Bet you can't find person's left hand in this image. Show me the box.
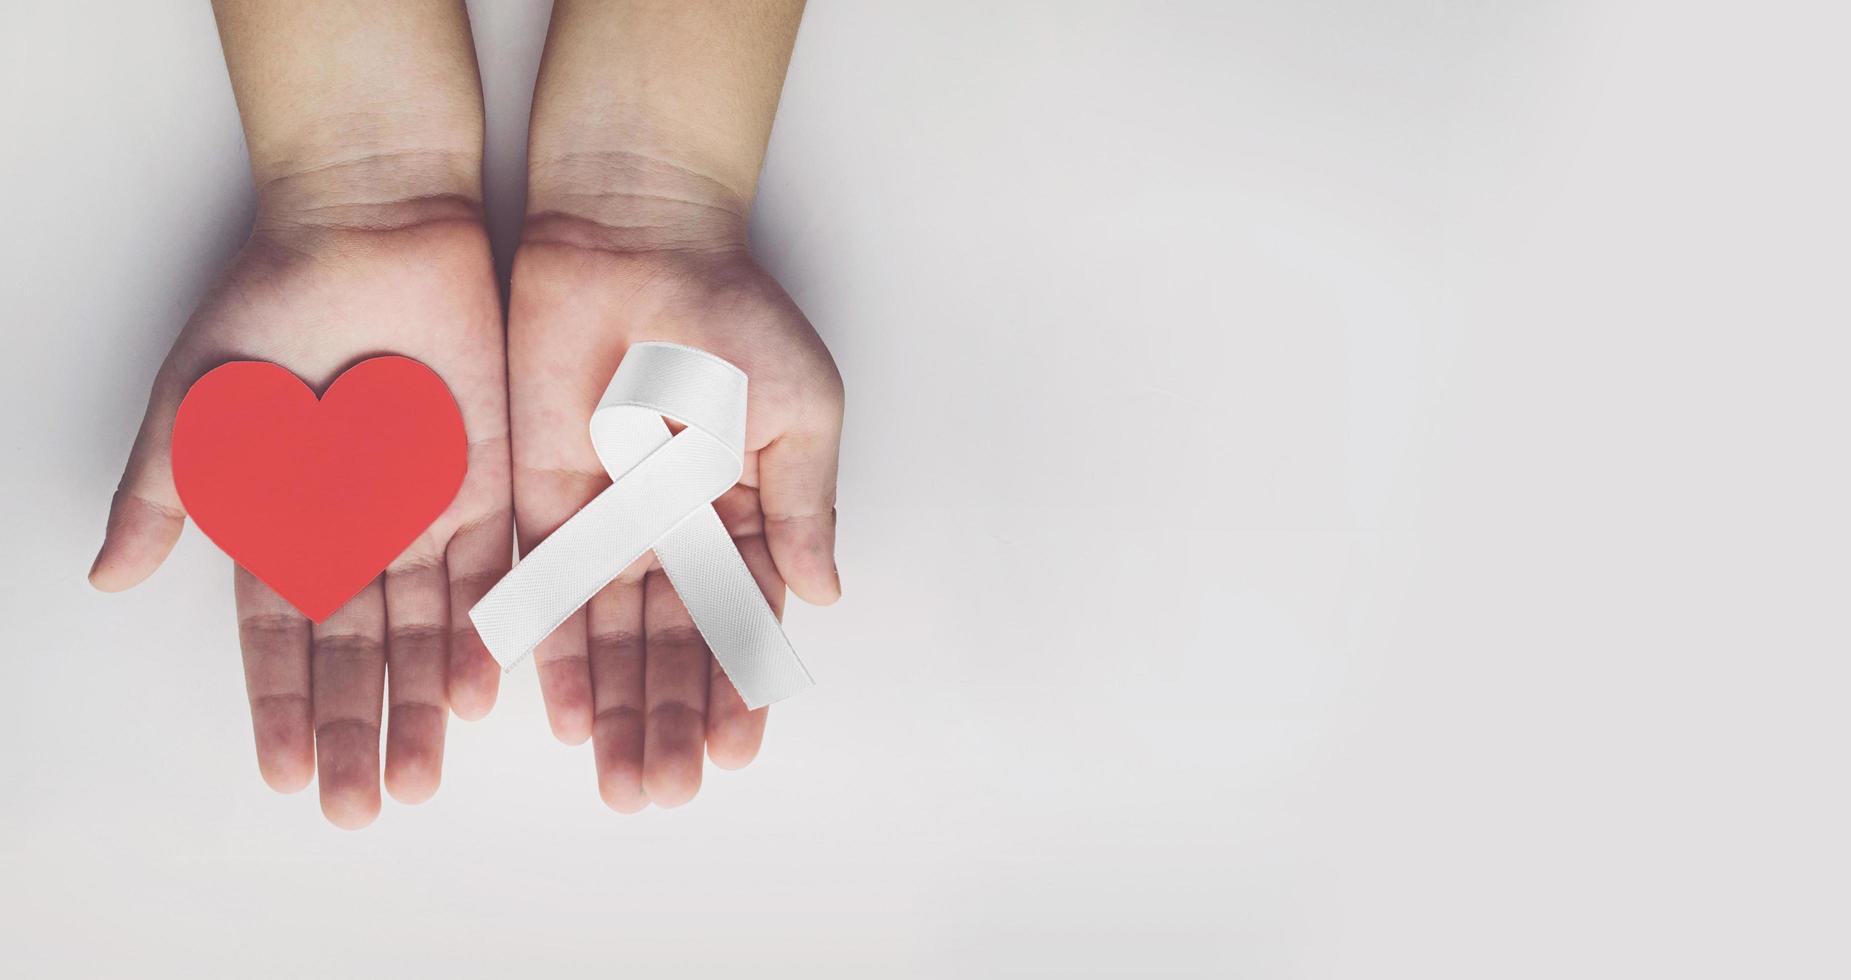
[90,203,511,828]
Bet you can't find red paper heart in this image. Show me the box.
[171,356,467,622]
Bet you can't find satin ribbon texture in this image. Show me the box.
[469,342,813,709]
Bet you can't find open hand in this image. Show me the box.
[90,205,511,828]
[508,218,842,811]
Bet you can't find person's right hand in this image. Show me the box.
[88,193,512,829]
[507,208,844,812]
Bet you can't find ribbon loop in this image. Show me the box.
[470,342,813,709]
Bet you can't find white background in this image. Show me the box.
[2,2,1847,976]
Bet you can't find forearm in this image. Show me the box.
[211,0,486,227]
[524,0,806,249]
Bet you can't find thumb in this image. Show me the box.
[758,422,842,607]
[90,376,186,592]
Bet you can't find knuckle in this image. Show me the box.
[589,629,644,657]
[645,624,707,651]
[647,700,706,728]
[389,623,446,647]
[314,717,382,740]
[449,568,508,596]
[314,633,384,663]
[239,614,308,650]
[388,551,443,576]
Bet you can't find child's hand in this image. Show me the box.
[511,0,831,811]
[508,216,843,811]
[90,203,512,828]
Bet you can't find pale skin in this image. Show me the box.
[90,0,841,826]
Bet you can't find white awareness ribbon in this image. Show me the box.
[469,342,812,709]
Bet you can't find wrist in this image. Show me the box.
[214,0,487,234]
[522,147,753,254]
[252,137,484,234]
[246,87,488,230]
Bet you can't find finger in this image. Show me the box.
[90,374,186,592]
[532,610,594,745]
[382,548,449,805]
[235,567,313,793]
[588,564,648,813]
[711,483,766,538]
[643,569,710,808]
[445,510,512,721]
[707,534,780,770]
[757,423,843,606]
[509,311,616,745]
[311,578,387,829]
[513,470,606,745]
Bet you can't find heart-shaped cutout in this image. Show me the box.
[171,356,467,622]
